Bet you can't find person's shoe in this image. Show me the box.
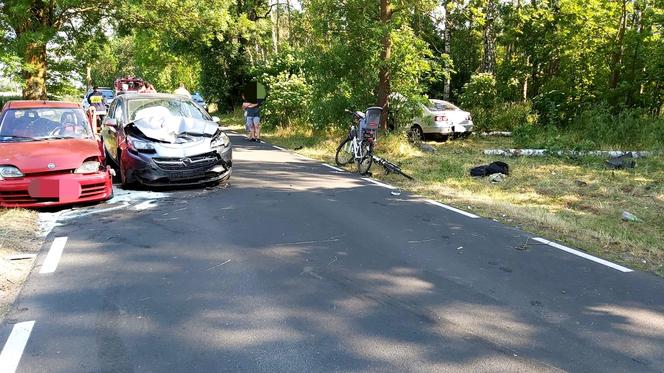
[255,138,261,143]
[250,138,256,142]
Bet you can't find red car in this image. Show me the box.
[0,101,113,208]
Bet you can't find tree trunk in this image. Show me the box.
[443,25,451,100]
[286,0,292,46]
[275,0,280,46]
[443,2,451,100]
[23,42,48,100]
[626,2,643,107]
[377,0,392,130]
[271,0,279,53]
[480,0,497,75]
[86,65,92,89]
[609,0,627,93]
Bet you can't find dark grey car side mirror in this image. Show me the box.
[104,118,118,128]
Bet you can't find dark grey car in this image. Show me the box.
[101,93,232,187]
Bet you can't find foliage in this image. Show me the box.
[492,102,538,131]
[0,96,22,108]
[460,72,497,110]
[3,0,661,149]
[199,31,252,111]
[0,0,113,98]
[465,101,536,133]
[260,72,312,127]
[513,107,664,150]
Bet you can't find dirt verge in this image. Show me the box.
[0,208,41,321]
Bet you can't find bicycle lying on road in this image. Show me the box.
[335,107,382,175]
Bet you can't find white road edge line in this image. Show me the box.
[295,153,313,161]
[425,199,479,219]
[532,237,633,273]
[362,177,397,190]
[273,145,286,151]
[323,164,344,172]
[0,320,35,373]
[39,237,67,274]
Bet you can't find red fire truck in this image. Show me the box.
[114,77,144,95]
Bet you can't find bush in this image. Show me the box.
[460,73,497,110]
[513,107,664,150]
[491,102,538,131]
[574,107,664,150]
[531,89,576,128]
[0,95,22,107]
[467,107,492,132]
[261,73,312,128]
[465,101,536,133]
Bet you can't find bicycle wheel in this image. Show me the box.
[335,138,354,166]
[356,141,373,175]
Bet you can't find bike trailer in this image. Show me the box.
[361,107,382,140]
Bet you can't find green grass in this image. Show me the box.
[219,110,664,276]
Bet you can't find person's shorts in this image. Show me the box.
[245,116,260,131]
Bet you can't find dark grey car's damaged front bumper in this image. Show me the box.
[123,145,232,186]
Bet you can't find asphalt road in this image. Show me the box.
[2,133,663,372]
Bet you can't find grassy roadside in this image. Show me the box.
[0,208,41,320]
[220,111,664,276]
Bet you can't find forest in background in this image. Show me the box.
[1,0,663,149]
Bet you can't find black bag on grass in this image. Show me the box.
[470,161,510,177]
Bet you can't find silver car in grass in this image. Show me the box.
[410,99,474,141]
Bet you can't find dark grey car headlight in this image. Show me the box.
[211,132,230,148]
[127,136,156,153]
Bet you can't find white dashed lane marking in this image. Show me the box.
[533,237,633,272]
[0,321,35,373]
[39,237,67,274]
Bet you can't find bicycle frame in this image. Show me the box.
[346,125,372,161]
[335,107,380,175]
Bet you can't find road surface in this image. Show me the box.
[2,133,663,372]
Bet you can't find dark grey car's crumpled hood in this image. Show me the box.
[130,116,218,143]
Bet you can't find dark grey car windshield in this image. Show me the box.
[128,98,207,121]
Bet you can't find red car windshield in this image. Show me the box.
[0,108,93,142]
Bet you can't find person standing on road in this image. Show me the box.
[173,81,191,98]
[87,86,105,112]
[242,99,262,142]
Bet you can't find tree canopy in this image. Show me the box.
[1,0,662,133]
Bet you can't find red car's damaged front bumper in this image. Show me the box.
[0,169,113,208]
